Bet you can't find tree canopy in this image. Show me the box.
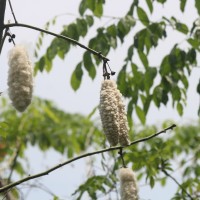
[34,0,200,124]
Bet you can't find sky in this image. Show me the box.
[0,0,199,199]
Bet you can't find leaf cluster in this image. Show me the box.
[34,0,200,124]
[0,97,102,177]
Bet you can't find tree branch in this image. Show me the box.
[0,124,176,193]
[0,27,7,54]
[3,23,109,62]
[0,177,14,200]
[7,0,17,23]
[161,169,194,200]
[7,143,21,184]
[0,0,7,54]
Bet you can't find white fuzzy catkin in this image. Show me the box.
[99,80,130,146]
[119,168,139,200]
[116,91,130,146]
[7,45,33,112]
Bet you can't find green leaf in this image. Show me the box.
[76,19,88,37]
[0,122,8,138]
[94,0,103,17]
[135,105,146,124]
[36,56,45,72]
[177,102,183,116]
[43,106,59,123]
[157,0,167,3]
[72,175,111,199]
[125,15,136,27]
[117,18,130,41]
[15,161,25,176]
[159,56,171,76]
[70,62,83,91]
[83,52,96,79]
[89,31,110,57]
[55,37,70,60]
[144,67,157,93]
[131,89,139,104]
[127,44,134,60]
[146,0,153,13]
[172,86,181,101]
[46,42,57,60]
[187,48,196,64]
[87,0,95,11]
[65,24,79,40]
[150,176,155,188]
[180,74,189,89]
[108,36,117,49]
[180,0,187,12]
[138,50,149,68]
[127,0,138,15]
[197,79,200,94]
[79,0,87,15]
[137,7,149,26]
[187,38,200,49]
[153,86,166,107]
[127,100,134,129]
[143,95,152,114]
[176,22,188,34]
[45,56,53,72]
[107,24,117,37]
[67,147,74,158]
[117,65,127,96]
[85,15,94,26]
[195,0,200,15]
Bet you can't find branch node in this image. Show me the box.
[118,148,126,168]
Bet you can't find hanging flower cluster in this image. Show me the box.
[119,168,139,200]
[99,79,130,146]
[7,45,33,112]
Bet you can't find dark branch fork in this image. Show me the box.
[0,124,176,193]
[0,0,7,49]
[0,1,111,69]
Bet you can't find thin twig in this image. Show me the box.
[0,124,176,193]
[118,148,126,168]
[161,169,194,200]
[0,28,8,54]
[0,0,7,55]
[3,23,109,62]
[7,143,21,184]
[129,124,176,146]
[0,178,14,200]
[20,181,56,197]
[8,0,17,23]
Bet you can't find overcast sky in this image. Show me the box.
[0,0,199,199]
